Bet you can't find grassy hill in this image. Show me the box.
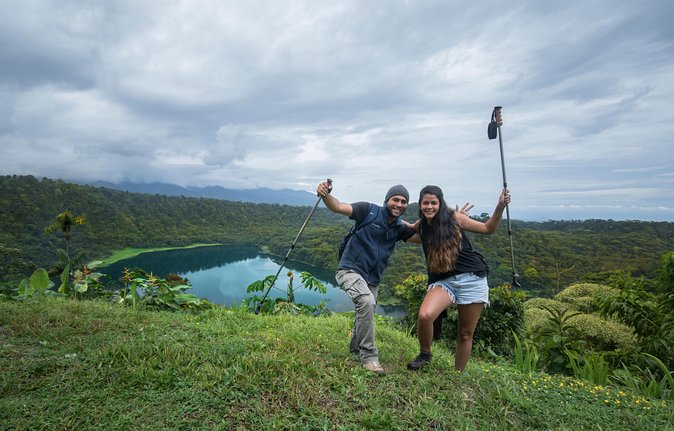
[1,298,671,430]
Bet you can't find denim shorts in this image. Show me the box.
[428,272,490,307]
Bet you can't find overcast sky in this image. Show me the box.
[2,0,673,221]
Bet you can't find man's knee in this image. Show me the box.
[354,293,376,311]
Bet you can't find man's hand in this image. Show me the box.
[316,181,352,216]
[316,181,332,197]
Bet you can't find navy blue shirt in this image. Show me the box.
[338,202,415,286]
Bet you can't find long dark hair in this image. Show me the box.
[418,185,462,273]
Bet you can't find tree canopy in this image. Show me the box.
[2,175,674,302]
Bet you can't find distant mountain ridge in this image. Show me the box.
[86,181,317,206]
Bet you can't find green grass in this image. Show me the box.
[1,298,672,430]
[89,243,222,268]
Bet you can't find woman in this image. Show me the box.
[406,185,510,372]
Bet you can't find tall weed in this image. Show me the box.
[611,353,673,400]
[512,331,539,374]
[566,350,610,385]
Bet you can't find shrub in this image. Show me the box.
[566,313,636,351]
[393,273,428,327]
[524,299,636,352]
[474,284,526,355]
[554,283,617,313]
[438,284,526,357]
[595,254,674,370]
[523,298,569,333]
[524,297,566,312]
[524,307,554,333]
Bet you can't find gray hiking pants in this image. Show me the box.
[335,269,379,364]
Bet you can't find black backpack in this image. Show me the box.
[337,205,379,260]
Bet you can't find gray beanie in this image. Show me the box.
[384,184,409,203]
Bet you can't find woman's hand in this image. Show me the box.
[402,219,421,231]
[456,202,474,216]
[499,189,511,207]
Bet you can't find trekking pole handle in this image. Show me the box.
[319,178,333,196]
[493,106,503,126]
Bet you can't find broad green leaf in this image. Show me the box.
[29,268,51,294]
[73,281,88,293]
[58,264,70,294]
[300,271,327,294]
[246,279,266,293]
[18,279,32,297]
[130,283,138,307]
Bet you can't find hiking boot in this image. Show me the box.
[407,351,432,371]
[363,360,386,375]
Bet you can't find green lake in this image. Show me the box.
[99,245,404,317]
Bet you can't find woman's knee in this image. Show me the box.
[418,307,437,324]
[457,329,475,343]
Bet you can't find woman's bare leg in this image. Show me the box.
[417,286,453,352]
[455,303,484,371]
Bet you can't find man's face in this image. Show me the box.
[386,195,408,218]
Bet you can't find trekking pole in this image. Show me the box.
[488,107,521,287]
[255,178,332,314]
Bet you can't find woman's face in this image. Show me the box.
[420,193,440,221]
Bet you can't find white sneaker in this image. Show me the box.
[363,361,386,375]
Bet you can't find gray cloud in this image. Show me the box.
[1,0,673,221]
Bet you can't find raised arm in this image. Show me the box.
[457,189,510,234]
[317,181,353,217]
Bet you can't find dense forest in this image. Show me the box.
[2,175,674,303]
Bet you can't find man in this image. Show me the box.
[316,181,415,375]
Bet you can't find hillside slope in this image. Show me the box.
[2,175,674,297]
[1,298,671,430]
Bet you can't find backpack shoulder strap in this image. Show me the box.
[354,203,378,230]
